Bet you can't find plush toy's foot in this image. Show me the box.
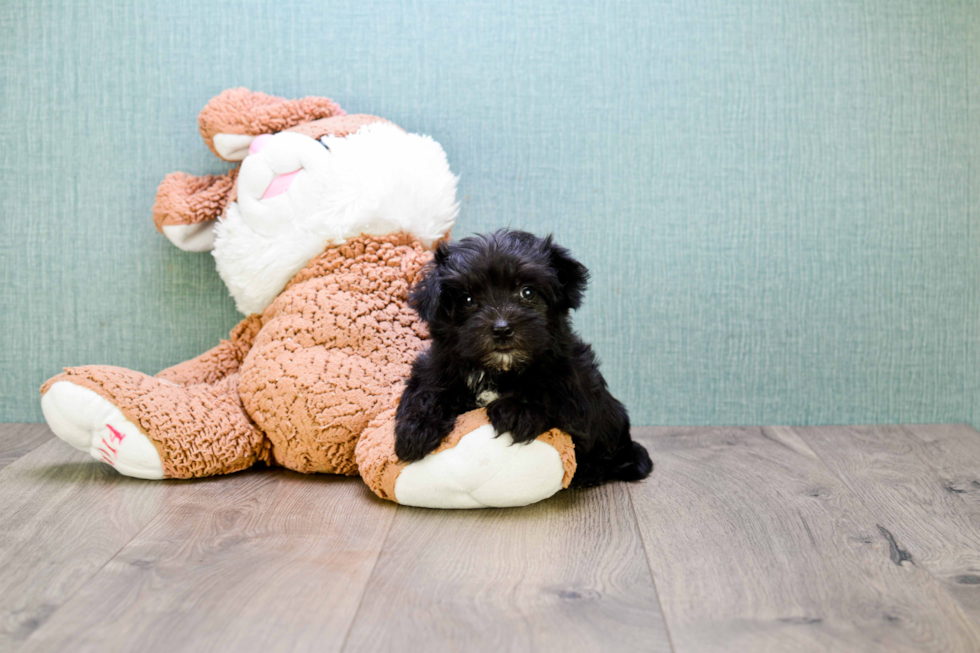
[356,409,577,509]
[395,425,567,508]
[41,381,165,480]
[40,366,270,479]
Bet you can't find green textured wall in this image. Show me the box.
[2,0,978,426]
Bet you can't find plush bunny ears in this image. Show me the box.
[198,88,346,161]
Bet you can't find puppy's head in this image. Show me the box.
[411,229,589,371]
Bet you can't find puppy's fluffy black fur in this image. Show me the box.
[395,229,652,488]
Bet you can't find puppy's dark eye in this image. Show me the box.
[463,295,476,308]
[520,286,536,300]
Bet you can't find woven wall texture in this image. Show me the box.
[2,0,978,425]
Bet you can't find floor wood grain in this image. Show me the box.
[792,424,980,623]
[5,423,980,653]
[0,439,172,649]
[629,426,980,653]
[343,482,671,653]
[18,471,396,653]
[0,424,51,470]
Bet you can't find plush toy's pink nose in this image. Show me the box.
[249,133,273,155]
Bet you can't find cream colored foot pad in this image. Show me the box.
[394,425,567,509]
[41,381,164,480]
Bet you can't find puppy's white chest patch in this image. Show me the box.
[467,372,500,408]
[476,389,500,407]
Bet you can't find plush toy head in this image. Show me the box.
[153,88,459,314]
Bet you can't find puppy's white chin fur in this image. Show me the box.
[213,122,459,315]
[492,353,515,371]
[483,351,530,372]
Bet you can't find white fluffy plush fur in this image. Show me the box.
[213,122,459,315]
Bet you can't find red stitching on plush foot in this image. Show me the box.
[107,424,126,444]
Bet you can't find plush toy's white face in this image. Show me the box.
[205,122,459,315]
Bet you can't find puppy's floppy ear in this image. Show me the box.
[409,241,449,322]
[546,237,590,312]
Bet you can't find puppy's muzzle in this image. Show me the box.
[491,319,515,341]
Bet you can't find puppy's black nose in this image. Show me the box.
[491,320,514,340]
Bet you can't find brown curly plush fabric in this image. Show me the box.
[239,233,431,475]
[355,408,578,502]
[152,169,240,230]
[352,407,404,501]
[199,88,344,158]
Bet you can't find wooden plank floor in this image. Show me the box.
[2,424,980,652]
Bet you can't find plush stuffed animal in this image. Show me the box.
[40,88,576,509]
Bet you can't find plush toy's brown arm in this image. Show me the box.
[153,168,238,231]
[155,314,262,386]
[199,88,344,160]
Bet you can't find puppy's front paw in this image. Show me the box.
[395,419,451,463]
[486,398,550,444]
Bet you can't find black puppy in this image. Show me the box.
[394,229,652,488]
